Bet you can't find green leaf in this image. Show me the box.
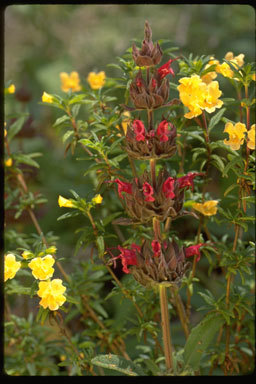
[183,313,225,369]
[91,354,145,376]
[208,108,226,131]
[57,211,80,221]
[62,130,74,143]
[210,154,225,172]
[14,153,41,168]
[53,115,70,127]
[7,115,28,141]
[96,236,105,258]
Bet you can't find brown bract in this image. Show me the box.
[129,70,170,110]
[130,239,191,288]
[132,20,163,67]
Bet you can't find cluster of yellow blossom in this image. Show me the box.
[177,74,223,119]
[193,200,218,216]
[87,71,106,90]
[4,254,21,282]
[42,70,106,102]
[224,122,255,151]
[5,248,66,311]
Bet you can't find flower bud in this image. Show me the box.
[132,21,163,67]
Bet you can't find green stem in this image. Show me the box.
[159,284,173,371]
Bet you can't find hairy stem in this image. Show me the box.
[159,285,173,371]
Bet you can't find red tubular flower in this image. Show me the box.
[185,243,205,262]
[133,120,146,141]
[158,58,178,80]
[117,244,140,273]
[177,172,202,191]
[162,177,175,199]
[113,178,133,199]
[143,182,155,202]
[151,240,161,257]
[156,120,171,142]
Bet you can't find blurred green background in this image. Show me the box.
[4,4,255,269]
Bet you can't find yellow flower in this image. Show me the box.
[4,129,7,137]
[5,158,13,167]
[60,71,81,92]
[201,57,219,84]
[28,255,55,280]
[7,84,15,94]
[193,200,218,216]
[223,122,247,150]
[251,73,256,81]
[4,254,21,282]
[216,52,244,79]
[216,62,234,78]
[87,71,106,90]
[92,194,103,204]
[202,81,223,113]
[37,279,66,311]
[46,246,57,254]
[22,250,34,260]
[178,75,223,119]
[225,52,244,68]
[58,195,74,208]
[42,92,53,103]
[116,111,131,135]
[247,124,255,150]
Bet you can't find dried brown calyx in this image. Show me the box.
[129,69,169,110]
[130,239,191,289]
[132,20,163,67]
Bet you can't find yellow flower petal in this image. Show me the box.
[92,194,103,204]
[37,279,66,311]
[4,254,21,282]
[60,71,81,92]
[87,71,106,90]
[42,92,53,103]
[223,122,246,150]
[58,195,74,208]
[7,84,15,94]
[28,255,55,280]
[247,124,255,150]
[193,200,218,216]
[5,158,13,167]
